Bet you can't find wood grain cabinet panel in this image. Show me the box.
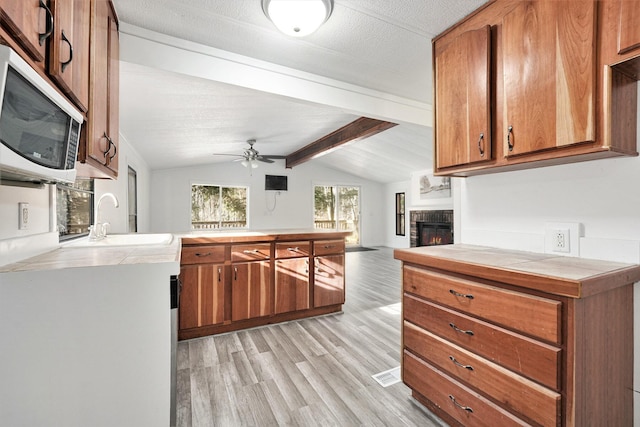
[313,239,345,256]
[618,1,640,55]
[502,0,596,156]
[435,26,491,169]
[403,265,561,344]
[179,264,225,330]
[48,0,90,112]
[0,0,47,62]
[231,261,272,321]
[275,241,310,259]
[404,351,530,427]
[275,258,309,314]
[231,243,271,262]
[404,322,560,426]
[314,254,344,308]
[80,0,119,178]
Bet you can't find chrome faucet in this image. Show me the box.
[89,193,119,240]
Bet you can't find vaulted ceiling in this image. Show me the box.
[112,0,487,183]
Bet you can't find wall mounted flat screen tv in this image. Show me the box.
[265,174,288,191]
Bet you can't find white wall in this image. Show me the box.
[149,160,386,247]
[94,133,152,234]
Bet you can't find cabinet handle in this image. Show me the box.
[60,30,73,72]
[449,289,474,300]
[449,356,474,371]
[195,252,211,257]
[39,0,54,46]
[477,133,484,157]
[449,395,473,413]
[102,133,116,164]
[287,247,299,252]
[218,267,221,281]
[243,249,260,254]
[449,322,474,336]
[234,266,237,281]
[324,244,335,249]
[507,125,514,152]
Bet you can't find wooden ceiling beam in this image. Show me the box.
[285,117,397,168]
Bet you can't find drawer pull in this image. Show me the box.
[449,395,474,413]
[449,289,474,299]
[243,249,261,254]
[324,244,336,249]
[449,322,474,336]
[287,247,300,252]
[195,252,212,257]
[449,356,474,371]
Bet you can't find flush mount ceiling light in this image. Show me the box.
[262,0,334,37]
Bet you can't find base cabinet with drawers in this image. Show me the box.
[395,245,640,427]
[178,231,349,340]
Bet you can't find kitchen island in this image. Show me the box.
[178,229,351,340]
[0,235,181,427]
[395,244,640,426]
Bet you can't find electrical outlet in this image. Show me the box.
[18,202,29,230]
[552,229,570,253]
[545,222,582,257]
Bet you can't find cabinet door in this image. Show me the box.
[49,0,90,112]
[618,1,640,55]
[275,258,309,314]
[0,0,48,62]
[232,261,272,321]
[502,1,595,156]
[84,0,118,177]
[314,255,344,308]
[179,264,225,331]
[435,26,491,169]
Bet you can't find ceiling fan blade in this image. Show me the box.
[212,153,244,157]
[261,155,287,159]
[257,157,275,163]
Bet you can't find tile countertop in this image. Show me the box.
[179,228,352,244]
[394,244,640,298]
[0,235,182,273]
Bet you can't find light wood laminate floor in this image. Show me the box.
[176,247,447,427]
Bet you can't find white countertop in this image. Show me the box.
[0,234,181,273]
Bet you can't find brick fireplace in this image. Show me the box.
[410,210,453,247]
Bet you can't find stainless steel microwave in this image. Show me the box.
[0,45,83,184]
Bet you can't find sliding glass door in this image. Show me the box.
[314,185,360,246]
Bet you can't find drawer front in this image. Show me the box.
[404,294,561,390]
[313,239,345,256]
[404,322,560,426]
[404,266,561,344]
[275,241,310,259]
[181,245,226,264]
[403,351,530,427]
[231,243,271,262]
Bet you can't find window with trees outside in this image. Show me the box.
[191,184,248,230]
[314,185,360,246]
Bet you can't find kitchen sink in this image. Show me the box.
[63,233,174,247]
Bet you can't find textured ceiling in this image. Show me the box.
[112,0,487,183]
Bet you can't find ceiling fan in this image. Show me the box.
[213,139,286,168]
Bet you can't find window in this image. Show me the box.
[395,192,405,236]
[314,185,360,245]
[191,184,248,230]
[57,179,94,241]
[128,166,137,232]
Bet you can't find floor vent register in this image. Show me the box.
[372,366,401,387]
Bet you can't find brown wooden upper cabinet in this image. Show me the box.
[433,0,638,177]
[434,26,491,169]
[80,0,119,178]
[0,0,90,112]
[617,1,640,57]
[0,0,48,63]
[49,0,90,112]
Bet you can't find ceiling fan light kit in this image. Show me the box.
[262,0,334,37]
